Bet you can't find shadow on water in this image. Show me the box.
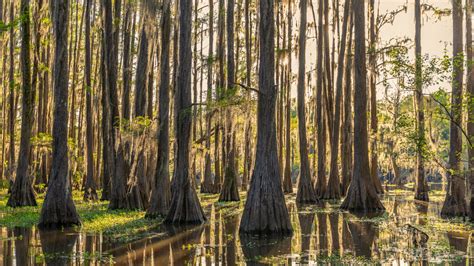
[1,187,474,264]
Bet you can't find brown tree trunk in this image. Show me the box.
[340,0,384,212]
[219,0,239,202]
[441,0,467,217]
[467,0,474,220]
[325,0,352,200]
[296,0,317,204]
[368,0,383,194]
[39,0,81,228]
[7,0,37,207]
[201,0,215,194]
[414,0,429,202]
[239,0,292,235]
[315,0,326,198]
[164,0,206,224]
[146,0,172,218]
[121,0,132,122]
[7,0,15,189]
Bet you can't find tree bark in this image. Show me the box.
[467,0,474,220]
[83,0,98,201]
[164,0,206,224]
[296,0,317,204]
[441,0,467,217]
[39,0,81,228]
[340,0,384,212]
[7,0,37,207]
[414,0,429,202]
[219,0,239,202]
[239,0,292,235]
[146,0,172,218]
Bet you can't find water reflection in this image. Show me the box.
[1,191,473,265]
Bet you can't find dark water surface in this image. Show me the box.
[1,186,473,265]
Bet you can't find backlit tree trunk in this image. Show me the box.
[441,0,467,217]
[164,0,206,224]
[239,0,292,235]
[340,0,384,212]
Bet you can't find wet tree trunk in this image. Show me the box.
[83,0,98,201]
[368,0,383,194]
[164,0,206,224]
[39,0,81,228]
[7,0,37,207]
[315,0,326,198]
[340,0,384,212]
[467,0,474,220]
[325,0,352,200]
[146,0,172,218]
[239,0,292,235]
[219,0,239,202]
[296,0,317,204]
[414,0,429,202]
[441,0,467,217]
[201,0,214,194]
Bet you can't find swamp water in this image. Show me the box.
[0,185,473,265]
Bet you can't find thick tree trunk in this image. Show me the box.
[340,0,384,212]
[219,0,239,202]
[239,0,292,235]
[414,0,429,202]
[83,0,98,201]
[296,0,317,204]
[39,0,81,228]
[7,0,37,207]
[134,18,150,118]
[441,0,467,217]
[121,0,132,121]
[164,0,206,224]
[146,0,172,218]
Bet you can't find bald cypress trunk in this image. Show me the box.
[239,0,292,235]
[7,1,15,189]
[201,0,215,194]
[219,0,239,202]
[441,0,467,218]
[368,0,383,194]
[39,0,81,228]
[414,0,429,202]
[325,0,352,200]
[340,0,384,212]
[146,0,172,218]
[7,0,37,207]
[83,0,98,201]
[164,0,206,224]
[467,0,474,220]
[296,0,317,204]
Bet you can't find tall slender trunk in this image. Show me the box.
[121,0,132,121]
[7,1,15,188]
[39,0,81,228]
[7,0,37,207]
[467,0,474,220]
[146,0,172,218]
[340,0,384,212]
[219,0,239,202]
[414,0,429,202]
[368,0,383,194]
[83,0,98,201]
[164,0,206,224]
[441,0,467,218]
[296,0,317,204]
